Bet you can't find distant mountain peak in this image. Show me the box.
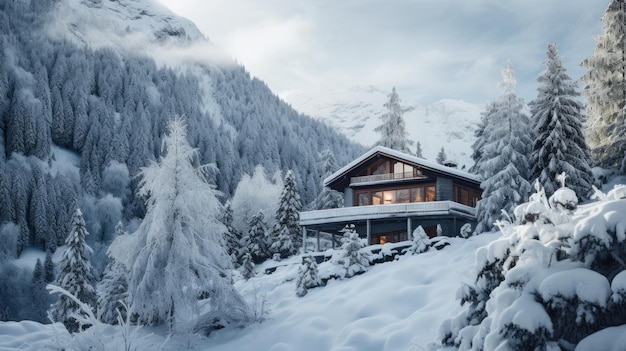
[45,0,206,51]
[282,86,483,169]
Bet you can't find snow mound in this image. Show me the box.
[576,325,626,351]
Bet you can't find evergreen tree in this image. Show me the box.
[408,226,430,255]
[50,208,97,333]
[270,170,302,257]
[222,200,241,266]
[245,211,271,263]
[415,141,424,158]
[339,225,371,278]
[97,258,128,325]
[29,259,49,323]
[239,250,255,280]
[582,0,626,167]
[107,118,250,332]
[374,87,414,153]
[475,63,533,233]
[44,251,55,284]
[315,149,343,210]
[436,147,447,165]
[530,44,594,199]
[296,256,322,297]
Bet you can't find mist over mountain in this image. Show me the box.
[282,86,483,169]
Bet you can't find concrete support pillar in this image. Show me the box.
[302,226,307,254]
[316,230,320,252]
[407,217,412,241]
[366,219,371,245]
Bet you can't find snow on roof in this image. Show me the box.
[324,145,480,187]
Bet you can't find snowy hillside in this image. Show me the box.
[282,86,483,169]
[0,233,499,351]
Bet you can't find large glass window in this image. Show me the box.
[356,184,436,206]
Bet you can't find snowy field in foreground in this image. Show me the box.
[0,233,499,351]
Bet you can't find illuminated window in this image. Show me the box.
[379,235,387,244]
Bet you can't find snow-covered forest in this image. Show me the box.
[2,0,626,350]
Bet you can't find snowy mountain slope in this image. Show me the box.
[0,233,499,350]
[282,86,483,169]
[45,0,205,50]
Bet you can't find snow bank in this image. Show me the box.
[576,325,626,351]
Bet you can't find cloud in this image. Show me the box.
[158,0,605,105]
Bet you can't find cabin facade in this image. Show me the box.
[299,146,482,250]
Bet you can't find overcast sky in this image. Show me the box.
[158,0,605,105]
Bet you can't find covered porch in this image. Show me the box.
[299,201,476,252]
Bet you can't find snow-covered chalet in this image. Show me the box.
[299,146,482,249]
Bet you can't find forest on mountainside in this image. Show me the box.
[0,0,362,261]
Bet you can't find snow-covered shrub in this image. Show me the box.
[296,256,322,297]
[435,182,626,350]
[408,226,430,255]
[459,223,473,239]
[339,225,371,278]
[240,251,256,280]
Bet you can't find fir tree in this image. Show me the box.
[107,118,250,332]
[339,225,370,278]
[296,256,322,297]
[582,0,626,167]
[530,44,594,200]
[408,226,429,255]
[97,258,128,325]
[44,251,55,284]
[222,201,242,266]
[270,170,302,257]
[436,147,447,165]
[374,87,414,153]
[239,250,255,280]
[475,63,533,233]
[316,149,343,210]
[50,208,97,333]
[30,259,49,323]
[415,141,424,158]
[245,211,271,263]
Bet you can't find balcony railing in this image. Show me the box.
[300,201,476,226]
[350,172,425,184]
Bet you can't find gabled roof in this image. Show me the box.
[324,146,481,188]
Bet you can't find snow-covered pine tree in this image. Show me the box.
[415,141,424,158]
[374,87,414,153]
[44,251,55,284]
[29,259,48,323]
[270,170,302,257]
[315,149,343,210]
[222,200,242,266]
[530,43,594,200]
[436,147,447,165]
[296,256,322,297]
[50,208,97,333]
[340,225,371,278]
[107,118,250,333]
[97,258,128,325]
[475,63,533,233]
[582,0,626,167]
[244,211,271,263]
[239,250,255,280]
[408,226,429,255]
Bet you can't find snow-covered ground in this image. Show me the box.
[0,233,498,351]
[281,86,483,169]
